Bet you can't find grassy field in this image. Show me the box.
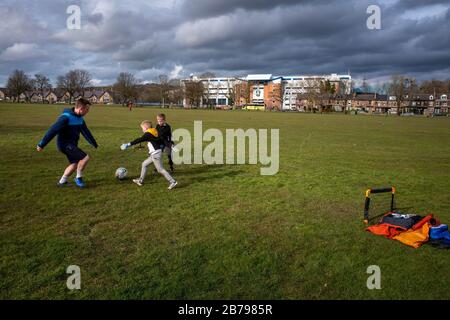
[1,103,449,300]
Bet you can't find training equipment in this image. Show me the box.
[380,213,422,229]
[115,167,128,180]
[392,221,431,248]
[430,224,449,240]
[363,186,396,224]
[364,187,449,249]
[120,143,131,150]
[429,224,450,248]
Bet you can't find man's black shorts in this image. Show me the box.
[61,144,87,164]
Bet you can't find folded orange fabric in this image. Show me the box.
[393,222,431,248]
[366,223,407,239]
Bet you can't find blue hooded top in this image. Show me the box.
[38,108,98,150]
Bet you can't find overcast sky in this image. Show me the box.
[0,0,449,87]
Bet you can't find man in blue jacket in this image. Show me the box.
[36,98,98,188]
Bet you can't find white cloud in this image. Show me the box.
[169,64,183,79]
[0,43,46,61]
[0,6,47,49]
[401,4,448,20]
[175,14,238,47]
[90,78,103,86]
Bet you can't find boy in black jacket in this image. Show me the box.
[155,113,174,172]
[121,120,177,190]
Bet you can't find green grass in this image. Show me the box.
[0,103,449,299]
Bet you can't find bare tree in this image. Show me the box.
[32,74,52,103]
[302,78,322,112]
[57,72,77,103]
[419,79,447,96]
[233,80,250,108]
[203,79,214,109]
[168,79,184,106]
[7,70,31,102]
[267,82,283,110]
[337,79,349,95]
[113,72,139,105]
[76,69,92,96]
[321,80,336,95]
[381,82,391,95]
[387,75,417,115]
[158,74,170,108]
[226,79,237,108]
[199,72,217,108]
[57,69,92,103]
[141,84,160,103]
[184,80,204,108]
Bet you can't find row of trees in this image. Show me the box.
[5,69,184,106]
[6,69,92,103]
[298,79,347,112]
[384,76,450,115]
[6,70,52,103]
[112,73,185,106]
[114,71,216,108]
[302,75,450,114]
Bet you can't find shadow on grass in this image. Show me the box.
[175,164,243,188]
[170,164,231,175]
[88,164,242,189]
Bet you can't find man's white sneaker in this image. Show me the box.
[133,179,143,186]
[168,181,178,190]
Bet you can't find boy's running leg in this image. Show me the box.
[152,152,177,189]
[138,156,154,184]
[62,145,89,188]
[76,155,90,178]
[58,163,77,186]
[74,155,90,188]
[167,148,174,172]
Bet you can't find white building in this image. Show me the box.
[280,74,352,110]
[182,75,241,107]
[201,77,239,106]
[182,73,352,109]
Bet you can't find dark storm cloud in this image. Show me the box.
[180,0,325,19]
[0,0,449,86]
[392,0,450,9]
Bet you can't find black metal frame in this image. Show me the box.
[364,186,396,224]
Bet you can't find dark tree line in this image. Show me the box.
[383,75,450,115]
[6,69,92,103]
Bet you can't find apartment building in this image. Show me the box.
[182,73,352,110]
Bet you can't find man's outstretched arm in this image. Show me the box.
[37,115,68,149]
[80,122,98,148]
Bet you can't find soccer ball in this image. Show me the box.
[115,167,128,180]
